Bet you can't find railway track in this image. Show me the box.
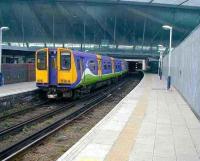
[0,82,120,138]
[0,102,74,138]
[0,79,128,161]
[0,100,49,121]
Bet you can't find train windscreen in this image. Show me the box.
[61,51,71,70]
[37,50,47,70]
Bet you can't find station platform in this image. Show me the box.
[57,74,200,161]
[0,82,37,98]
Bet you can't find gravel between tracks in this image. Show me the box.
[11,76,141,161]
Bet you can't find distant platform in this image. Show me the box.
[0,82,37,98]
[57,74,200,161]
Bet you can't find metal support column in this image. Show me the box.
[167,28,172,89]
[0,27,9,86]
[53,14,55,48]
[113,15,117,44]
[0,30,2,86]
[142,18,147,51]
[0,30,2,74]
[83,20,86,51]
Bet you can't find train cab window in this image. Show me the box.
[61,52,71,70]
[37,50,47,70]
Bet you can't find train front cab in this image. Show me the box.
[36,48,58,98]
[36,48,77,98]
[57,48,77,98]
[36,48,59,85]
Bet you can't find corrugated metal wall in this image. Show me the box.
[163,25,200,117]
[2,64,35,84]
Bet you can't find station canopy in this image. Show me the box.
[0,0,200,56]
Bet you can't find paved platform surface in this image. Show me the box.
[0,82,37,98]
[57,74,200,161]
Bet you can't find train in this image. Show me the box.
[35,48,128,98]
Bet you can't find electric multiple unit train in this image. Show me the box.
[35,48,128,98]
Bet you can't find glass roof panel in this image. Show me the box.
[183,0,200,7]
[152,0,185,5]
[88,0,117,1]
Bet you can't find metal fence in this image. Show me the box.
[163,24,200,117]
[2,64,35,84]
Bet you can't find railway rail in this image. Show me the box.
[0,80,122,138]
[0,100,49,121]
[0,79,128,161]
[0,102,74,138]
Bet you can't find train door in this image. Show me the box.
[49,51,57,85]
[111,58,115,74]
[98,58,102,78]
[80,57,85,83]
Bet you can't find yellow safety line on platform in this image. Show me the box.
[104,82,151,161]
[79,158,99,161]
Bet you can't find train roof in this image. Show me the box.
[73,50,125,61]
[37,48,126,62]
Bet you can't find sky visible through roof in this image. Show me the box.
[120,0,200,7]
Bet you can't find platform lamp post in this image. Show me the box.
[162,25,172,90]
[158,44,164,80]
[0,26,9,86]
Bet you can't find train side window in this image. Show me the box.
[37,50,47,70]
[104,62,107,70]
[89,60,96,71]
[61,52,71,70]
[108,62,111,70]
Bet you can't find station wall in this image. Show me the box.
[163,25,200,117]
[2,64,35,84]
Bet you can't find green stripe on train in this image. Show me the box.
[77,71,125,87]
